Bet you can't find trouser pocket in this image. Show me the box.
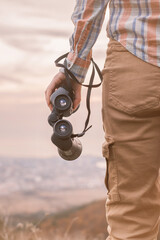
[102,136,121,203]
[102,40,160,117]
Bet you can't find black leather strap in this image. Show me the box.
[54,52,103,138]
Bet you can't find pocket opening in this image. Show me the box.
[109,94,160,115]
[107,49,160,116]
[102,136,121,204]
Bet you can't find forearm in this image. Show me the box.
[59,0,109,83]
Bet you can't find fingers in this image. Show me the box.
[45,77,57,110]
[73,93,81,110]
[48,102,53,112]
[73,88,81,111]
[45,88,54,110]
[45,72,82,112]
[45,72,66,111]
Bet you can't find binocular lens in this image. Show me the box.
[54,120,72,138]
[59,124,67,133]
[55,95,71,111]
[60,99,67,107]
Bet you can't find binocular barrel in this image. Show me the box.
[58,138,82,161]
[50,87,73,117]
[51,120,73,151]
[48,88,82,161]
[51,120,82,160]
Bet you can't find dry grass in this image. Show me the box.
[0,213,105,240]
[0,199,159,240]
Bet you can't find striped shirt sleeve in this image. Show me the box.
[59,0,109,83]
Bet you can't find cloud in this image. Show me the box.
[0,26,70,52]
[0,27,70,38]
[0,74,22,84]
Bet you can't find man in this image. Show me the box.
[45,0,160,239]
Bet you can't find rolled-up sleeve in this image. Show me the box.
[59,0,109,83]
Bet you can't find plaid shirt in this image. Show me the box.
[59,0,160,83]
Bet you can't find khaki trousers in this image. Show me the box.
[101,38,160,240]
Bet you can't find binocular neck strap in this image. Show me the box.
[54,52,103,138]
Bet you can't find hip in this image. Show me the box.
[101,38,160,117]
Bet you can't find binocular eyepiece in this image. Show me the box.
[48,87,82,161]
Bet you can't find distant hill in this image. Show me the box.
[0,199,108,240]
[39,199,108,240]
[0,155,106,195]
[0,198,159,240]
[0,156,159,240]
[39,199,160,240]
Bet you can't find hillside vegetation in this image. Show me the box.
[0,199,159,240]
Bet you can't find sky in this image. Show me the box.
[0,0,109,159]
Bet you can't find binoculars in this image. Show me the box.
[48,87,82,161]
[48,52,103,161]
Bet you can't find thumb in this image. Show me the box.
[73,98,80,111]
[73,91,81,111]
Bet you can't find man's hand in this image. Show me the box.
[45,72,82,112]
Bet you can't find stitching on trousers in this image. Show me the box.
[107,47,160,114]
[103,136,121,203]
[109,94,160,114]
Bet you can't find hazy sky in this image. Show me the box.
[0,0,109,158]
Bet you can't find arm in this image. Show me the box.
[45,0,109,111]
[59,0,109,83]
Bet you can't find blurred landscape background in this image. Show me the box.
[0,0,159,239]
[0,0,110,239]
